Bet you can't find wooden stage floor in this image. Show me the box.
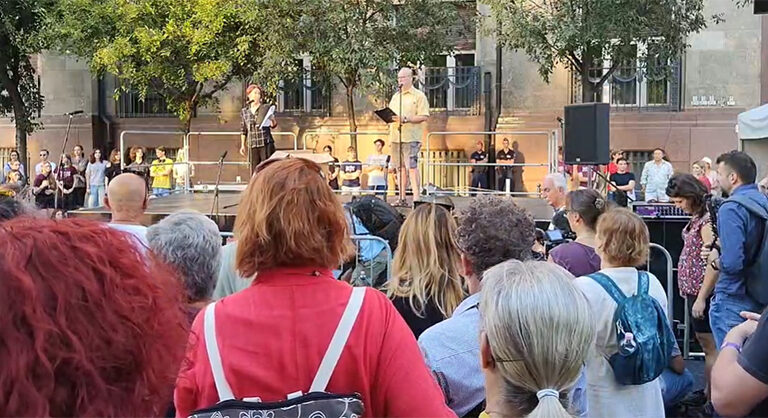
[69,191,555,232]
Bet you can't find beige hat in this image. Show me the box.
[701,157,712,165]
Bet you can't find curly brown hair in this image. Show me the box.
[456,195,535,277]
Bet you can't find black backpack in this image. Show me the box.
[348,195,404,252]
[189,288,366,418]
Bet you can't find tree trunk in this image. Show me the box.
[0,73,30,168]
[581,71,599,103]
[344,84,358,152]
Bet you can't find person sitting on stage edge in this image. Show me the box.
[239,84,277,172]
[386,203,465,338]
[105,173,149,248]
[340,146,362,195]
[147,210,222,323]
[389,67,429,206]
[0,217,188,417]
[480,260,594,418]
[549,189,606,277]
[495,138,515,192]
[174,157,453,417]
[541,173,574,238]
[419,195,588,417]
[470,140,489,195]
[150,146,173,198]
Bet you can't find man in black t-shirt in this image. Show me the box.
[608,157,636,207]
[496,138,515,192]
[711,311,768,416]
[470,140,488,195]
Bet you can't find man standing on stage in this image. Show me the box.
[470,140,488,194]
[389,67,429,206]
[239,84,277,173]
[496,138,515,192]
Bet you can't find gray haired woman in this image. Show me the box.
[480,260,594,418]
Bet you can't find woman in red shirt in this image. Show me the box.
[174,158,454,417]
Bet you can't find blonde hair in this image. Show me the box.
[387,203,464,318]
[480,260,594,418]
[596,208,650,267]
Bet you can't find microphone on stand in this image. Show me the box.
[64,110,84,116]
[220,150,228,160]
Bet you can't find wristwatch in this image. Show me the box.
[721,341,742,353]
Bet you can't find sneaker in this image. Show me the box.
[393,198,409,207]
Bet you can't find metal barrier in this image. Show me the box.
[348,235,393,284]
[301,130,389,151]
[119,130,185,169]
[424,130,559,196]
[184,131,298,191]
[648,243,675,325]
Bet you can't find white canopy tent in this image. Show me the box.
[739,104,768,182]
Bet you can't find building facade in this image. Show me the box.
[0,0,764,191]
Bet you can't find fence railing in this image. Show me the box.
[417,66,482,116]
[116,90,174,118]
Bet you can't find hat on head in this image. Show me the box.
[702,157,712,165]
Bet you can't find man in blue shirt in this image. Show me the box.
[418,195,588,417]
[709,151,768,348]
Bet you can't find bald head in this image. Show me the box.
[397,67,414,89]
[106,174,147,221]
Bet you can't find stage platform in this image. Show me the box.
[68,191,556,232]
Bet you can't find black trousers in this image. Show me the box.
[250,143,276,173]
[497,174,514,192]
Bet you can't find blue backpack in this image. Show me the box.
[588,270,675,385]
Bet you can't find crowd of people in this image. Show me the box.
[2,149,768,417]
[1,144,193,216]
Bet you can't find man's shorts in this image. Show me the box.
[391,141,421,169]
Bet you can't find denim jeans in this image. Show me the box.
[87,184,106,208]
[369,184,387,199]
[710,291,763,348]
[659,368,695,407]
[153,188,171,198]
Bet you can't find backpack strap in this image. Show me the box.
[587,272,628,304]
[637,270,650,296]
[203,302,236,402]
[309,287,366,393]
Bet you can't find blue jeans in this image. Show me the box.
[710,291,763,348]
[369,184,387,199]
[660,368,695,407]
[153,188,171,197]
[87,184,106,208]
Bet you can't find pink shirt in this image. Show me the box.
[174,267,454,417]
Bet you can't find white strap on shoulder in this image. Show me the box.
[309,287,366,393]
[204,302,235,402]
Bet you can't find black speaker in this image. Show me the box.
[564,103,610,164]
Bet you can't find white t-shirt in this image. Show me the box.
[107,223,149,249]
[366,153,390,186]
[574,267,667,418]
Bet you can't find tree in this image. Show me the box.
[485,0,709,102]
[299,0,464,133]
[0,0,51,166]
[53,0,299,133]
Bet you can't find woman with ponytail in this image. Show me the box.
[479,260,594,417]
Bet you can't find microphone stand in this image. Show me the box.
[592,168,635,204]
[210,152,226,221]
[398,84,404,202]
[54,113,75,211]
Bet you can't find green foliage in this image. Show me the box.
[0,0,53,136]
[53,0,299,130]
[298,0,467,130]
[485,0,709,99]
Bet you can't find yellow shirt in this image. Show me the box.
[388,87,430,143]
[150,158,172,189]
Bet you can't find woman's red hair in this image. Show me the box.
[234,158,353,277]
[0,218,189,416]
